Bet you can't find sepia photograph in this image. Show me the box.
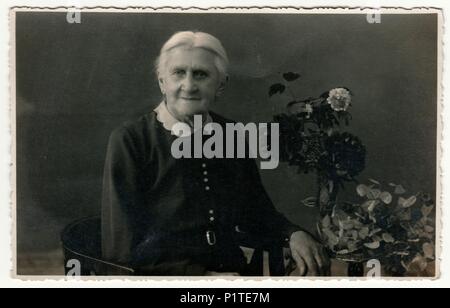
[11,7,441,278]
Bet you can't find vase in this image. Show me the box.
[347,261,365,277]
[317,174,339,217]
[334,255,366,277]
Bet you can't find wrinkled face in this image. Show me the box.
[158,47,224,120]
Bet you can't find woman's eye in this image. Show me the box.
[174,70,185,76]
[194,71,208,79]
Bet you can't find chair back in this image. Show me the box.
[61,216,134,276]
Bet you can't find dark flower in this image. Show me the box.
[322,132,366,180]
[273,113,304,163]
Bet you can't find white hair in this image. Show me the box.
[155,31,229,82]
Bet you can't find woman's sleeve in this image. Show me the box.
[237,158,305,242]
[101,126,142,265]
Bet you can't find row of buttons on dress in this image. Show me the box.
[203,162,216,246]
[202,163,214,222]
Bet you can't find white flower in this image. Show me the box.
[304,103,313,118]
[305,103,313,114]
[327,88,352,112]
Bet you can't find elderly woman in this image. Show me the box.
[102,31,330,276]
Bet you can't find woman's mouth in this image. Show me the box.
[181,97,201,101]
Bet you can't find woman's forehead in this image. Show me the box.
[166,47,217,69]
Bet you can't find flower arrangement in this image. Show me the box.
[318,180,436,276]
[269,72,436,276]
[269,72,366,216]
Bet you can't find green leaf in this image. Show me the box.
[356,184,369,197]
[408,238,420,243]
[423,243,435,259]
[382,233,395,243]
[359,227,369,239]
[269,83,286,97]
[352,219,363,230]
[343,222,354,230]
[398,208,412,221]
[399,196,417,208]
[367,188,381,200]
[363,200,379,212]
[380,192,393,204]
[368,201,378,212]
[337,249,350,255]
[364,241,381,249]
[401,260,409,271]
[354,212,365,220]
[322,215,331,228]
[348,241,358,252]
[369,228,382,237]
[410,255,428,272]
[372,235,382,243]
[319,187,330,205]
[420,217,430,226]
[333,208,348,220]
[282,72,301,82]
[394,185,406,195]
[338,221,345,238]
[323,228,339,247]
[421,204,434,217]
[394,251,410,256]
[332,215,340,227]
[369,178,380,185]
[424,225,434,233]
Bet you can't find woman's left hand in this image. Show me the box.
[289,231,331,276]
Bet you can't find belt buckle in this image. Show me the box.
[206,230,216,246]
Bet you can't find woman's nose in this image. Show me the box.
[181,74,198,92]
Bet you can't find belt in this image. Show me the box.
[206,230,216,246]
[151,229,221,248]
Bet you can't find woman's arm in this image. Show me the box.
[101,125,142,265]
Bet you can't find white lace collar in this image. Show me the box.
[153,101,212,137]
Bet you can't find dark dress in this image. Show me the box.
[101,110,301,275]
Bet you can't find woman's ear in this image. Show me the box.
[158,74,166,95]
